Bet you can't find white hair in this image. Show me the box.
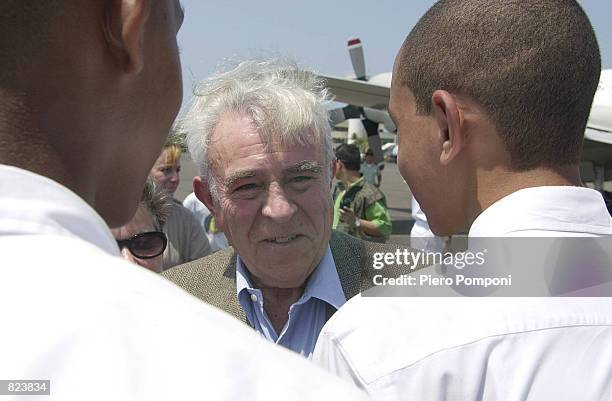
[181,58,334,201]
[140,178,172,230]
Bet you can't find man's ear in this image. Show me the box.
[103,0,151,74]
[431,90,464,166]
[193,176,217,215]
[330,160,339,188]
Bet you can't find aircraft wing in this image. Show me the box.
[320,75,390,110]
[585,127,612,145]
[582,77,612,175]
[583,126,612,176]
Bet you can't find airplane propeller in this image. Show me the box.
[327,38,391,164]
[348,38,367,81]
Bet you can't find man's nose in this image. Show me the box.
[261,186,297,222]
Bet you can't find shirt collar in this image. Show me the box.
[0,165,119,256]
[469,186,612,236]
[347,176,365,189]
[236,245,346,310]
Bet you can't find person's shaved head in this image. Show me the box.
[396,0,600,170]
[0,0,185,227]
[0,1,64,82]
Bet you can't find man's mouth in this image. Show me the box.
[263,235,299,244]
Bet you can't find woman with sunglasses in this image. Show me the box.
[111,179,172,273]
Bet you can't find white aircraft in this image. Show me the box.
[323,38,612,192]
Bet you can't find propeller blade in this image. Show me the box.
[328,104,362,126]
[362,118,384,164]
[348,38,367,81]
[362,117,379,138]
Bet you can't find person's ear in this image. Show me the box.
[103,0,151,74]
[431,90,464,166]
[331,160,339,186]
[193,176,217,213]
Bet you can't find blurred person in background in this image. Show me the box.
[410,197,448,252]
[183,191,229,252]
[333,144,391,242]
[360,149,382,187]
[112,179,171,273]
[150,138,211,268]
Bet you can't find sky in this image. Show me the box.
[177,0,612,111]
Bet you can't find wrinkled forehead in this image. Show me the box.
[211,136,326,176]
[207,115,327,175]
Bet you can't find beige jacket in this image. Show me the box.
[163,230,414,323]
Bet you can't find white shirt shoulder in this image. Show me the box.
[1,234,370,401]
[314,294,612,401]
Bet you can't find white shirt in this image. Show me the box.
[313,185,612,401]
[469,186,612,236]
[410,197,446,252]
[360,163,380,186]
[0,165,370,401]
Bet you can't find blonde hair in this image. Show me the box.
[163,143,182,165]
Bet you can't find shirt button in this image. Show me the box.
[250,294,258,303]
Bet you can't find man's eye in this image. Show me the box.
[234,183,259,192]
[292,176,313,183]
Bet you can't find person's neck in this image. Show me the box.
[251,276,305,336]
[342,170,361,188]
[470,165,582,225]
[0,96,96,206]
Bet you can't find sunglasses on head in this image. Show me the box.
[116,231,167,259]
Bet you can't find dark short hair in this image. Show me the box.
[396,0,601,170]
[335,144,361,171]
[365,149,374,156]
[0,1,63,83]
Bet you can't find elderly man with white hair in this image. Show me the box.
[163,59,415,357]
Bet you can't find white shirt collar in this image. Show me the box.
[0,165,119,255]
[469,186,612,237]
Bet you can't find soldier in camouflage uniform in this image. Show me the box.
[332,144,391,242]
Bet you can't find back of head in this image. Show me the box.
[335,144,362,171]
[0,1,61,84]
[397,0,601,170]
[183,58,334,191]
[1,0,184,227]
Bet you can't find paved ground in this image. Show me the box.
[175,155,415,246]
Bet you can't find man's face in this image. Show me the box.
[389,59,451,235]
[150,148,181,196]
[109,0,184,226]
[334,160,344,181]
[207,113,332,288]
[140,0,184,131]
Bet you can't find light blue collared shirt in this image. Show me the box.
[236,245,346,357]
